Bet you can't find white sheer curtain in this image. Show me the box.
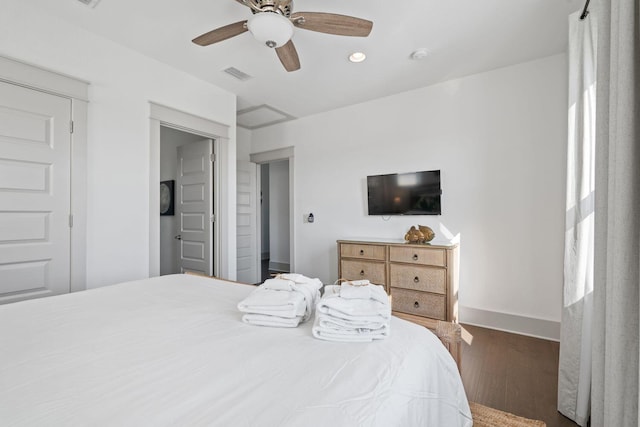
[591,0,639,426]
[557,10,597,427]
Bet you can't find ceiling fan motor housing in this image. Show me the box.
[250,0,293,17]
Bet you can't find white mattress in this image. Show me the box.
[0,274,472,427]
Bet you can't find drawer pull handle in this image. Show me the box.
[359,249,364,255]
[414,301,420,309]
[413,276,420,283]
[412,254,419,261]
[360,270,365,276]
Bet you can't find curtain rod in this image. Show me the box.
[580,0,591,20]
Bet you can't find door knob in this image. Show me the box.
[174,235,182,240]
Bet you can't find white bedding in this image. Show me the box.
[0,274,472,427]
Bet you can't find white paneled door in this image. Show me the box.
[0,81,72,303]
[236,160,258,284]
[177,139,213,276]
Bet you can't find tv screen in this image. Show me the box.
[367,170,441,215]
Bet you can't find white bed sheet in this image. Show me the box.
[0,274,472,427]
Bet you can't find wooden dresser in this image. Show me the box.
[337,239,459,330]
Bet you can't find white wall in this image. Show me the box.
[251,55,568,338]
[268,160,290,270]
[0,1,236,288]
[237,127,252,162]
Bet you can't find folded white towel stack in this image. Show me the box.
[312,282,391,342]
[238,273,323,328]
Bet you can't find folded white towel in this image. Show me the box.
[263,278,295,291]
[312,285,391,342]
[242,313,302,328]
[343,279,370,286]
[290,283,320,322]
[316,313,388,331]
[317,285,391,320]
[268,273,322,321]
[279,273,323,290]
[319,307,390,325]
[312,316,390,342]
[340,282,389,304]
[277,273,308,283]
[237,287,306,319]
[238,273,323,326]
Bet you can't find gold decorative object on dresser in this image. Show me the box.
[337,239,459,331]
[403,224,436,244]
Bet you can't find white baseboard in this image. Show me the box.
[459,306,560,341]
[268,261,290,273]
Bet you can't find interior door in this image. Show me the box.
[236,160,259,284]
[0,81,71,303]
[176,139,213,275]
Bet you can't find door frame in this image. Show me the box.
[149,102,230,278]
[0,54,89,293]
[250,147,295,274]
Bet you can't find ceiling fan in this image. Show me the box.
[192,0,373,72]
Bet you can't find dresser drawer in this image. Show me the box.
[391,288,446,320]
[341,260,386,285]
[389,246,446,267]
[340,243,386,261]
[389,264,446,294]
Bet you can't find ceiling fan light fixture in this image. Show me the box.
[247,12,294,48]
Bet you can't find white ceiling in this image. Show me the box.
[34,0,582,124]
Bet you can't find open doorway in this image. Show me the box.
[259,160,290,282]
[244,147,295,285]
[149,102,231,279]
[160,126,214,276]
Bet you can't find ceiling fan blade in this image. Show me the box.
[291,12,373,37]
[192,21,248,46]
[275,40,301,72]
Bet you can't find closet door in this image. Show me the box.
[0,81,72,303]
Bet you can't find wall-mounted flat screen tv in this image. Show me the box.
[367,170,441,215]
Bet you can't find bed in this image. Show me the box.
[0,274,472,426]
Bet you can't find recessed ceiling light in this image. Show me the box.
[349,52,367,63]
[410,48,430,60]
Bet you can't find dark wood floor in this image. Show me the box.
[460,324,578,427]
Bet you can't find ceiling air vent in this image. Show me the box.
[76,0,102,7]
[223,67,253,82]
